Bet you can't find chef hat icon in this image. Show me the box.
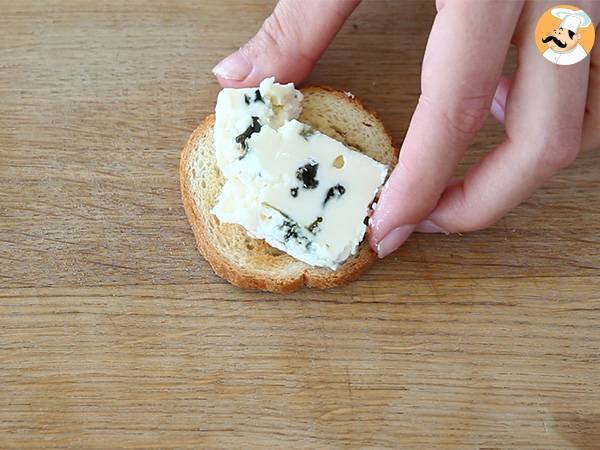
[551,8,592,33]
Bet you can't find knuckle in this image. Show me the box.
[444,94,491,136]
[244,9,291,59]
[446,186,501,233]
[243,13,286,59]
[261,11,287,51]
[420,93,491,141]
[542,146,579,171]
[538,131,581,171]
[246,8,314,67]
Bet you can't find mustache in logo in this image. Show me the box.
[542,35,567,48]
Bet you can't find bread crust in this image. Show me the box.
[180,87,398,293]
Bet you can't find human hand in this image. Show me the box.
[369,0,599,257]
[212,0,600,258]
[212,0,361,86]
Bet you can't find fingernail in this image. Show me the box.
[376,224,415,258]
[212,50,252,81]
[490,97,505,124]
[415,219,449,234]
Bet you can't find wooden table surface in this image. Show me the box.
[2,1,600,448]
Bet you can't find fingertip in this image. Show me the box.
[367,196,417,256]
[212,50,253,87]
[213,73,243,88]
[367,207,389,247]
[367,180,406,244]
[374,224,415,258]
[212,51,311,88]
[367,225,379,252]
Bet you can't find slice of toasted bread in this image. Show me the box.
[180,86,398,293]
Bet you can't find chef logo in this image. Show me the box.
[535,5,595,66]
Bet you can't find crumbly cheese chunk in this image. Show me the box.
[214,77,303,176]
[211,78,388,270]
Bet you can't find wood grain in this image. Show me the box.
[1,0,599,448]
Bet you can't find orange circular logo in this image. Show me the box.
[534,5,595,65]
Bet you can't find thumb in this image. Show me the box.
[212,0,360,87]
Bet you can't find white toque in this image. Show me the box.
[551,8,592,33]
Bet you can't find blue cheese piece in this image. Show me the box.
[214,77,303,176]
[212,80,388,270]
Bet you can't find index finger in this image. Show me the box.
[369,0,524,257]
[213,0,360,87]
